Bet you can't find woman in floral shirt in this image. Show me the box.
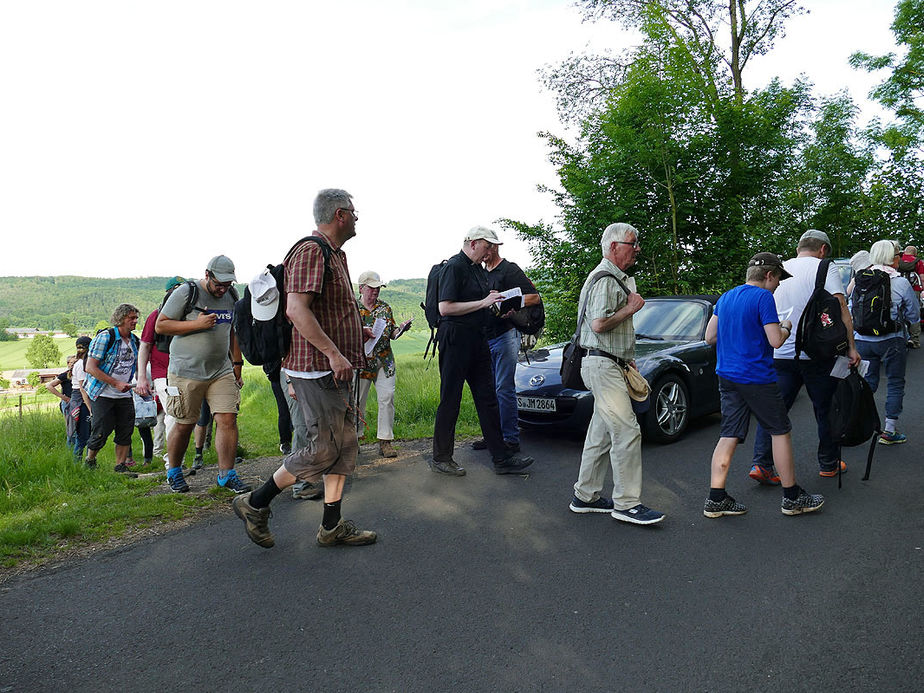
[357,271,412,457]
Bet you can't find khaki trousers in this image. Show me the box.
[573,355,643,511]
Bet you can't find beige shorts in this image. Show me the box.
[166,372,240,424]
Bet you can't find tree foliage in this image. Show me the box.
[26,335,61,369]
[27,371,41,388]
[509,0,923,341]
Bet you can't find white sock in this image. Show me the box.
[884,418,897,434]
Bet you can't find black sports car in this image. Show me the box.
[515,296,720,443]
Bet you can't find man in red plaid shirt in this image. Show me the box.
[233,188,377,549]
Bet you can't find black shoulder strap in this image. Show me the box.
[284,235,332,290]
[815,259,831,291]
[575,270,618,336]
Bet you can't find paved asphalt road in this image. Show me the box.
[2,356,923,692]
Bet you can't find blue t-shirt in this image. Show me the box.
[714,284,780,384]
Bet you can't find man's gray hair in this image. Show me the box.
[600,223,638,255]
[313,188,353,225]
[111,303,139,326]
[870,240,897,267]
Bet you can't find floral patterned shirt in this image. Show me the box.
[358,299,397,379]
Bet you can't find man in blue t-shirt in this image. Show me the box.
[703,253,825,518]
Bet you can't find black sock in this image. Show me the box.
[195,446,203,456]
[708,488,727,502]
[250,477,281,509]
[322,499,342,530]
[782,484,800,501]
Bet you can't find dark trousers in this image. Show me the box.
[752,357,841,472]
[267,368,293,446]
[433,323,507,463]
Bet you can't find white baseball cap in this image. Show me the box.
[249,269,279,321]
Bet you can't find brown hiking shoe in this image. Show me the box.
[316,519,377,547]
[378,439,398,458]
[232,492,274,548]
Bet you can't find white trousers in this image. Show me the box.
[356,368,396,441]
[153,377,177,461]
[573,356,643,511]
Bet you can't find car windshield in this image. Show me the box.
[634,300,707,341]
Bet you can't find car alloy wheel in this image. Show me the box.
[643,373,689,443]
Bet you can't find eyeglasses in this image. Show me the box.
[207,273,233,289]
[616,240,641,249]
[338,207,358,220]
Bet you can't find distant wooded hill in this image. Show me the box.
[0,276,427,331]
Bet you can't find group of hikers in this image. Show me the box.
[44,187,921,546]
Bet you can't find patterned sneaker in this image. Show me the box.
[167,470,189,493]
[781,489,825,516]
[611,504,665,525]
[819,460,847,478]
[748,464,781,485]
[703,495,748,518]
[879,431,907,445]
[190,454,204,474]
[569,495,615,514]
[232,492,274,548]
[217,470,252,494]
[316,519,377,547]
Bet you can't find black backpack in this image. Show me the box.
[154,280,239,354]
[829,367,882,485]
[795,259,849,361]
[419,259,448,359]
[509,301,545,336]
[233,236,331,366]
[851,268,897,336]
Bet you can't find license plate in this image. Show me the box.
[517,396,557,412]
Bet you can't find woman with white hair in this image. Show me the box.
[356,270,412,458]
[851,239,920,445]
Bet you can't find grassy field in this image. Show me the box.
[0,336,76,371]
[0,345,481,568]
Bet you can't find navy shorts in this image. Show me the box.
[718,376,791,441]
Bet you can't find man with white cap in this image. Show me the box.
[750,230,860,483]
[155,255,250,494]
[356,270,412,458]
[430,226,535,476]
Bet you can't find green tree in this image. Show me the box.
[60,320,78,338]
[93,319,110,334]
[25,335,62,369]
[850,0,924,132]
[27,371,41,388]
[0,317,15,342]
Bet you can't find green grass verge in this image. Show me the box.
[0,346,483,567]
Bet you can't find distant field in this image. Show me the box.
[0,337,74,370]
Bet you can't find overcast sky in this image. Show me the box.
[0,0,899,284]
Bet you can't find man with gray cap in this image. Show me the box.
[430,226,534,476]
[750,230,860,483]
[155,255,250,494]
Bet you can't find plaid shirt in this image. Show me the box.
[83,328,139,401]
[281,234,364,372]
[578,257,637,360]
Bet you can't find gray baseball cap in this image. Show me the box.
[206,255,236,283]
[799,229,831,246]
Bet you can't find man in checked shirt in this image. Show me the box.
[233,188,377,549]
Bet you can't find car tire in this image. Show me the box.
[642,373,689,443]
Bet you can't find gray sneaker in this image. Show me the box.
[703,495,748,518]
[292,481,324,500]
[428,459,466,476]
[232,492,274,548]
[781,489,824,516]
[316,519,377,547]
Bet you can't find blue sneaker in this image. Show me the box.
[217,470,252,494]
[167,469,189,493]
[569,495,615,514]
[879,430,907,445]
[611,504,665,525]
